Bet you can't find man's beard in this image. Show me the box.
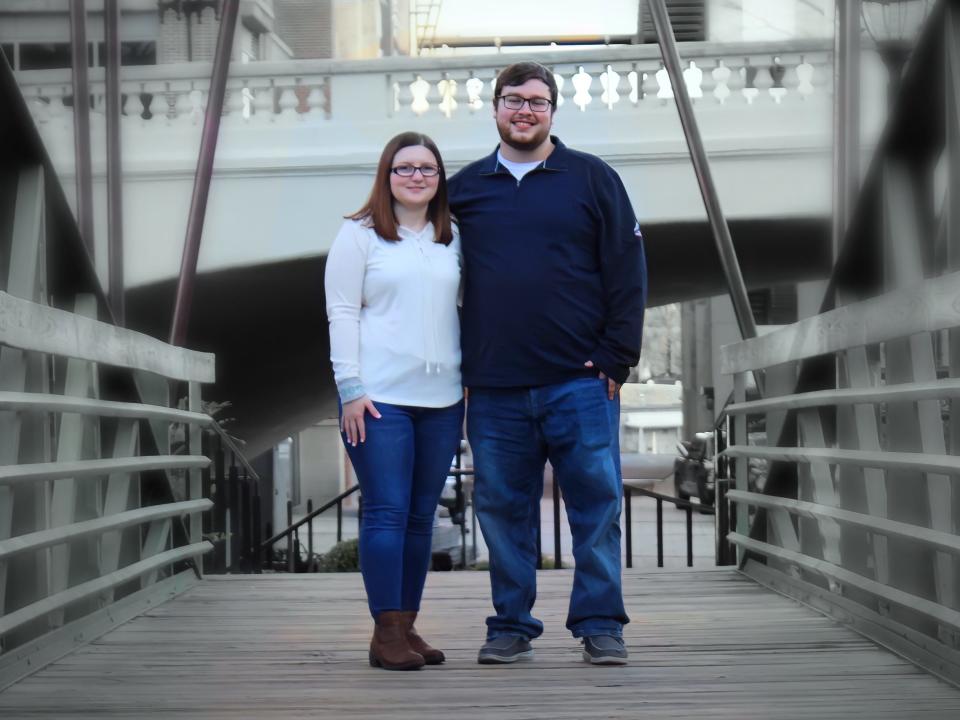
[497,116,551,152]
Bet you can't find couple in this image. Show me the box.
[325,62,648,671]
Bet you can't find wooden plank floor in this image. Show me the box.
[2,569,960,718]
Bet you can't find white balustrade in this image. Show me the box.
[12,41,832,128]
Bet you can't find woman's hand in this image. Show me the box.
[341,396,382,447]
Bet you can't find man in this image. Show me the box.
[448,61,647,666]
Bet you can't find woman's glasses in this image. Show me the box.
[391,164,440,177]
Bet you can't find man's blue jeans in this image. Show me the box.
[341,400,464,619]
[467,377,628,640]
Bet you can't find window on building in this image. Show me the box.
[19,42,72,70]
[639,0,707,43]
[748,285,798,326]
[122,41,157,65]
[95,41,157,66]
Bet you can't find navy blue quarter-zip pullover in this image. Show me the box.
[449,137,647,387]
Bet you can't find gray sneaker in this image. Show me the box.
[582,635,628,665]
[477,635,534,664]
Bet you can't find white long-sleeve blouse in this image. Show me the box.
[324,218,463,408]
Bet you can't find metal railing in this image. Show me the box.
[719,269,960,686]
[260,484,361,572]
[250,459,722,574]
[0,243,216,690]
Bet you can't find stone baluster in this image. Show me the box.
[224,80,245,120]
[252,80,275,121]
[121,85,140,120]
[389,76,402,116]
[290,78,309,117]
[410,75,430,116]
[768,56,788,103]
[627,67,640,105]
[600,64,621,110]
[466,74,485,112]
[641,66,659,102]
[795,55,816,99]
[321,77,332,119]
[572,66,592,111]
[740,59,760,104]
[553,69,566,108]
[187,87,205,124]
[437,73,458,118]
[683,60,704,101]
[698,59,717,99]
[712,60,732,104]
[305,80,326,118]
[27,87,51,123]
[171,86,192,122]
[277,80,299,119]
[48,86,69,125]
[161,84,181,122]
[752,59,775,103]
[237,82,253,121]
[655,62,673,102]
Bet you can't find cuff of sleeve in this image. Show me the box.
[337,378,366,404]
[591,350,630,386]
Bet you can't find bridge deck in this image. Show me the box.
[2,569,959,719]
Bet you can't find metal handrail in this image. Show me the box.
[261,484,360,549]
[623,485,714,570]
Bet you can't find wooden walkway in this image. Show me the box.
[2,569,960,718]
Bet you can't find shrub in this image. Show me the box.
[316,538,360,572]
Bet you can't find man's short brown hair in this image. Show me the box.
[493,61,558,110]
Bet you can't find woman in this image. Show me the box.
[325,132,463,671]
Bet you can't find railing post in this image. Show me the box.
[686,504,694,567]
[216,434,228,572]
[227,455,239,572]
[716,478,731,566]
[624,486,633,569]
[240,469,251,572]
[252,481,263,573]
[287,500,295,573]
[733,372,749,565]
[306,498,314,572]
[336,499,343,543]
[656,498,664,568]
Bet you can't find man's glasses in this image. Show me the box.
[498,94,553,112]
[391,164,440,177]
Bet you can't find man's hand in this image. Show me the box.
[341,396,382,446]
[584,360,620,400]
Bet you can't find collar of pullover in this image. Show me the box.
[480,135,570,176]
[398,222,434,240]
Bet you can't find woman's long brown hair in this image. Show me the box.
[348,132,453,245]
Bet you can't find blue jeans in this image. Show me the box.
[341,399,464,618]
[467,377,628,640]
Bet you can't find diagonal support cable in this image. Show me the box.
[647,0,763,395]
[169,0,240,347]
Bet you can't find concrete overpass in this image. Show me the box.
[15,40,869,453]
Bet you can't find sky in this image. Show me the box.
[430,0,640,39]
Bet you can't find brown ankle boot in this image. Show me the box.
[369,611,425,670]
[400,610,445,665]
